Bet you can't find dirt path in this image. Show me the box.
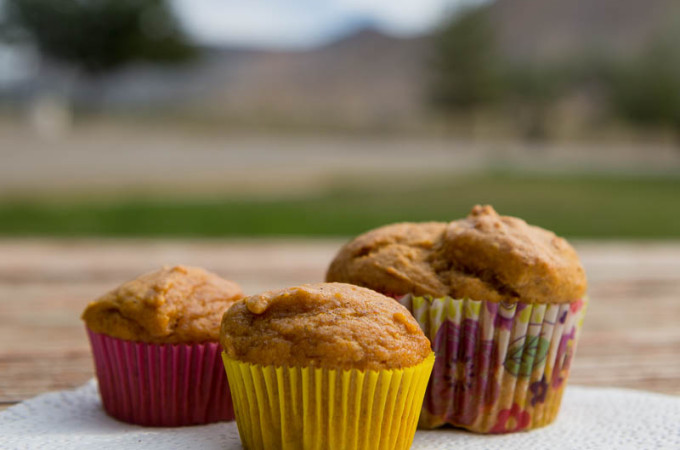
[1,119,679,198]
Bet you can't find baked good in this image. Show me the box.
[326,206,588,433]
[83,265,242,343]
[221,282,435,449]
[221,282,429,370]
[327,204,586,303]
[82,265,243,426]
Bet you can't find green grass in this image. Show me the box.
[1,173,678,238]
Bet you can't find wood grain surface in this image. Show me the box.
[1,239,679,412]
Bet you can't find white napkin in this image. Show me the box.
[1,380,678,449]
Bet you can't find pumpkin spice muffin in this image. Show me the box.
[327,206,588,433]
[83,265,242,343]
[327,205,586,303]
[221,282,430,370]
[221,283,435,450]
[83,265,243,426]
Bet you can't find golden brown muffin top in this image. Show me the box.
[327,205,587,304]
[220,283,431,371]
[82,265,243,344]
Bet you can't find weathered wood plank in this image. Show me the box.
[1,239,679,410]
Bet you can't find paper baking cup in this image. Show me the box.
[222,352,435,450]
[397,295,587,433]
[86,329,234,426]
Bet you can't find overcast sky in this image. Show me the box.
[172,0,479,49]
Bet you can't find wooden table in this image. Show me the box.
[1,239,679,412]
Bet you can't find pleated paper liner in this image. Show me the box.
[222,352,435,450]
[397,295,587,433]
[87,329,234,426]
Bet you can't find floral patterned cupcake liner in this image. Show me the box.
[87,329,235,426]
[397,294,587,433]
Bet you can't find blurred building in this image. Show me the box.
[490,0,680,62]
[1,0,680,131]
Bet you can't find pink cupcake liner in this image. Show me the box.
[86,329,234,427]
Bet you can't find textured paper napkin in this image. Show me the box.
[1,380,679,449]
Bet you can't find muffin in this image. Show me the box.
[82,265,243,426]
[327,205,588,433]
[220,283,435,450]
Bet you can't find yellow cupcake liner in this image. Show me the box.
[222,352,435,450]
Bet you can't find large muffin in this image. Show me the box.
[83,265,243,343]
[220,282,435,450]
[83,265,243,426]
[326,206,589,433]
[327,204,586,304]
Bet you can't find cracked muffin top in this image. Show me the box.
[220,283,431,370]
[326,205,587,304]
[82,265,243,343]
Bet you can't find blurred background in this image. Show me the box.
[0,0,679,238]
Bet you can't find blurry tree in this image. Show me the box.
[1,0,194,75]
[428,4,575,140]
[609,40,680,142]
[507,63,573,141]
[428,5,504,113]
